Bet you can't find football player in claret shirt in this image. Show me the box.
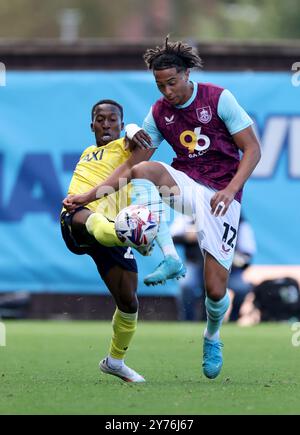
[61,99,183,382]
[64,38,261,380]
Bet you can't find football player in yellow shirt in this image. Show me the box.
[61,99,154,382]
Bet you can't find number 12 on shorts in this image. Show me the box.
[222,223,237,248]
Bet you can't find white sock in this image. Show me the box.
[161,244,180,259]
[204,329,220,342]
[107,355,124,369]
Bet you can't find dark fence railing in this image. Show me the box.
[0,38,299,71]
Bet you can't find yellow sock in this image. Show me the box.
[109,308,138,360]
[86,213,124,247]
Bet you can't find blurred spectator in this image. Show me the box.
[171,213,256,321]
[228,214,256,321]
[171,215,204,321]
[0,292,31,319]
[238,277,300,326]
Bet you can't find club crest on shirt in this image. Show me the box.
[196,106,212,124]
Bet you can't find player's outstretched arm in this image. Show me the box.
[125,124,153,150]
[62,146,155,212]
[210,126,261,217]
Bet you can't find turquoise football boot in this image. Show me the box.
[144,255,186,286]
[202,337,224,379]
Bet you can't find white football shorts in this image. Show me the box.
[158,161,241,270]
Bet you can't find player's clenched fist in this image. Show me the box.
[62,193,89,212]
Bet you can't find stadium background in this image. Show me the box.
[0,0,300,319]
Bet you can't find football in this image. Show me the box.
[114,205,159,247]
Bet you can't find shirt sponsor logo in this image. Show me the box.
[179,127,211,158]
[196,106,212,124]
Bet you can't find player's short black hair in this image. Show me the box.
[91,99,124,121]
[144,36,203,72]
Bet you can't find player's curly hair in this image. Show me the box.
[144,36,203,72]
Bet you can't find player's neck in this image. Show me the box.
[180,81,194,106]
[96,141,108,148]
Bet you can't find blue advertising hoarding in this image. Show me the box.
[0,71,299,294]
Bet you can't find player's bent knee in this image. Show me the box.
[131,161,162,185]
[114,285,138,313]
[206,284,227,301]
[131,162,151,180]
[117,298,138,314]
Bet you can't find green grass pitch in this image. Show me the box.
[0,321,299,415]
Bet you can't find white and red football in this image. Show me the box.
[115,205,159,248]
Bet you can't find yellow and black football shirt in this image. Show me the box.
[66,137,132,221]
